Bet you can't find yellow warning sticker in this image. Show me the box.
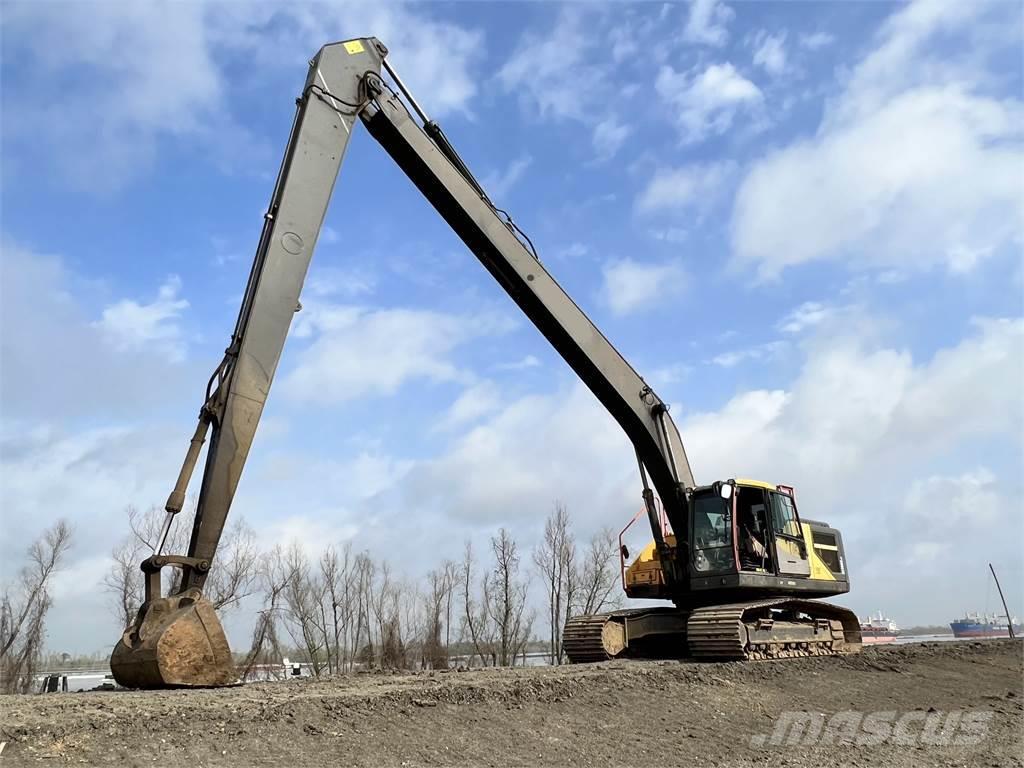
[343,40,365,55]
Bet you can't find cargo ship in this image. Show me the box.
[949,612,1021,639]
[860,611,900,644]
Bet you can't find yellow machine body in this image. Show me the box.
[623,479,847,601]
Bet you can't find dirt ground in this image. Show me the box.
[1,640,1020,767]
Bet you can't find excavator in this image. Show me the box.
[110,38,861,688]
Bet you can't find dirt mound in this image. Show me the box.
[1,640,1020,767]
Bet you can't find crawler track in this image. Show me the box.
[687,599,860,660]
[564,600,861,663]
[562,615,622,663]
[562,608,662,663]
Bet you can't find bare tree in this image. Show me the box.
[368,563,409,670]
[441,559,457,658]
[571,526,621,617]
[486,528,533,667]
[422,564,454,669]
[280,542,328,675]
[106,537,143,631]
[319,543,355,675]
[458,540,493,666]
[1,519,73,694]
[350,553,375,670]
[104,502,258,629]
[240,544,294,680]
[103,504,187,625]
[533,502,576,664]
[399,577,424,668]
[205,519,259,610]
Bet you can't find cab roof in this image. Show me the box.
[692,478,780,493]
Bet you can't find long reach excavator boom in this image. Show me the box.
[111,38,859,689]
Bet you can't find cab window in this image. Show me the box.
[770,492,801,538]
[691,493,733,573]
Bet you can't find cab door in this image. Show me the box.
[769,490,811,576]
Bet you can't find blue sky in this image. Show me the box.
[1,0,1022,654]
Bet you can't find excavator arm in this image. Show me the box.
[111,37,695,688]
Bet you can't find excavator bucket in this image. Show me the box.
[110,595,237,688]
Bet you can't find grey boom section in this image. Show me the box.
[183,39,386,586]
[359,89,695,521]
[180,33,694,588]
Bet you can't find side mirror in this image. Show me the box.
[719,483,733,500]
[620,544,630,560]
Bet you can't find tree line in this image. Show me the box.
[113,500,620,675]
[0,501,621,692]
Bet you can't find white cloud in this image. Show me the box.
[3,2,224,187]
[732,1,1024,277]
[2,2,483,188]
[238,449,411,543]
[685,316,1023,495]
[895,317,1024,444]
[601,258,688,316]
[396,383,638,529]
[610,25,639,63]
[683,0,735,47]
[556,242,589,259]
[649,227,689,244]
[95,276,190,361]
[875,270,907,285]
[777,301,833,334]
[636,162,734,214]
[592,116,632,161]
[904,468,1000,528]
[877,466,1006,569]
[0,243,195,422]
[259,515,359,559]
[282,304,513,404]
[305,266,376,299]
[710,340,787,368]
[647,363,691,387]
[482,154,533,200]
[51,557,114,602]
[656,63,763,143]
[946,245,994,275]
[799,31,835,51]
[496,8,639,164]
[498,8,599,122]
[494,355,542,371]
[752,31,788,75]
[434,381,502,432]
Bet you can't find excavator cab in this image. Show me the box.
[578,480,861,662]
[687,480,850,601]
[621,479,850,603]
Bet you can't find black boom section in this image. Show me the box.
[362,101,691,532]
